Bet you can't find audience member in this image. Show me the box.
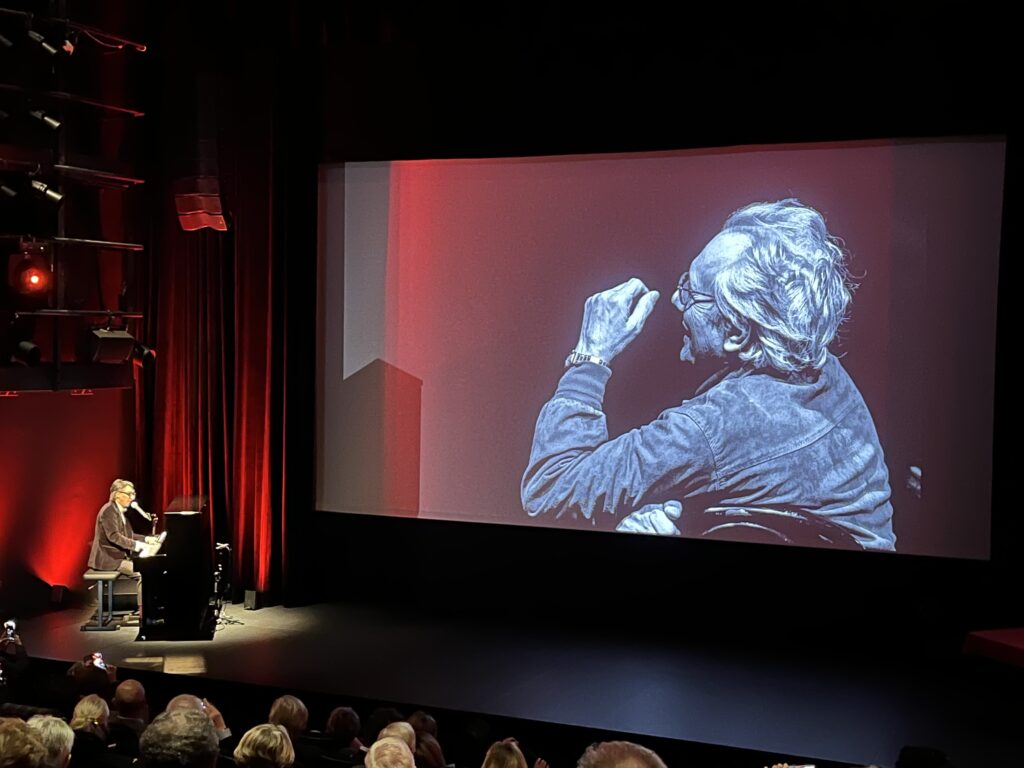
[377,722,415,751]
[365,737,415,768]
[25,716,73,768]
[0,717,47,768]
[139,710,219,768]
[577,741,666,768]
[407,711,437,739]
[68,695,110,768]
[233,724,295,768]
[415,732,447,768]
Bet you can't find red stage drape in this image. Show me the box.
[146,12,284,596]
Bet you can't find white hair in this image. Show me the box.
[26,716,74,768]
[713,198,854,373]
[109,478,135,503]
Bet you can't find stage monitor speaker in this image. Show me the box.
[243,589,265,610]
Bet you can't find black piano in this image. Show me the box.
[136,496,215,641]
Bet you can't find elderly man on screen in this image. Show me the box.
[521,199,894,551]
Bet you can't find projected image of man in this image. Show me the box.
[521,199,895,551]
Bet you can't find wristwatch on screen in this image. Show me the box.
[565,350,610,369]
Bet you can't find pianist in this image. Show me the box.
[88,479,161,610]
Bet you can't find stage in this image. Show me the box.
[14,599,1023,767]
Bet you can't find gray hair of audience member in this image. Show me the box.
[25,716,73,768]
[366,736,416,768]
[0,717,47,768]
[577,741,667,768]
[325,706,360,743]
[113,679,149,720]
[69,694,109,734]
[378,721,415,751]
[232,724,295,768]
[268,695,308,741]
[712,198,854,373]
[481,740,528,768]
[139,710,219,768]
[166,694,204,711]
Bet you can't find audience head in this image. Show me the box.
[415,732,447,768]
[325,707,360,744]
[268,696,308,741]
[139,710,219,768]
[233,724,295,768]
[25,716,73,768]
[112,680,149,721]
[164,695,204,714]
[69,694,109,737]
[66,661,110,701]
[366,737,415,768]
[577,741,667,768]
[0,717,47,768]
[378,721,415,751]
[482,740,528,768]
[364,708,404,744]
[407,711,438,738]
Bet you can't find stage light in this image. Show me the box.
[30,179,63,205]
[133,342,157,366]
[27,29,58,55]
[11,254,51,296]
[11,340,39,366]
[29,109,61,131]
[85,327,135,364]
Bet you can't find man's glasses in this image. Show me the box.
[674,272,715,314]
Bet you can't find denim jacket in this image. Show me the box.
[522,354,895,551]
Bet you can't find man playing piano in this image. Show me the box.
[88,479,162,612]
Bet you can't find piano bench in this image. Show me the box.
[81,570,123,632]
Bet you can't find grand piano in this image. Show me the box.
[135,496,215,641]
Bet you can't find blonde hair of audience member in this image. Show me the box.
[233,724,296,768]
[268,695,309,741]
[415,732,447,768]
[577,741,667,768]
[25,716,74,768]
[69,694,110,735]
[378,721,416,751]
[366,736,416,768]
[482,740,528,768]
[0,717,48,768]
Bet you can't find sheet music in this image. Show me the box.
[138,530,167,559]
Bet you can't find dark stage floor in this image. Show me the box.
[16,600,1023,768]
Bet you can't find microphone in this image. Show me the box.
[130,500,153,521]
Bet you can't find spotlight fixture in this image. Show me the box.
[133,342,157,366]
[12,339,40,366]
[11,253,51,295]
[30,179,63,205]
[85,327,135,364]
[29,109,61,131]
[27,29,58,55]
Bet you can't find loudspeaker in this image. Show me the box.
[243,589,264,611]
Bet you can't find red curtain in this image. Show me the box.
[147,20,283,596]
